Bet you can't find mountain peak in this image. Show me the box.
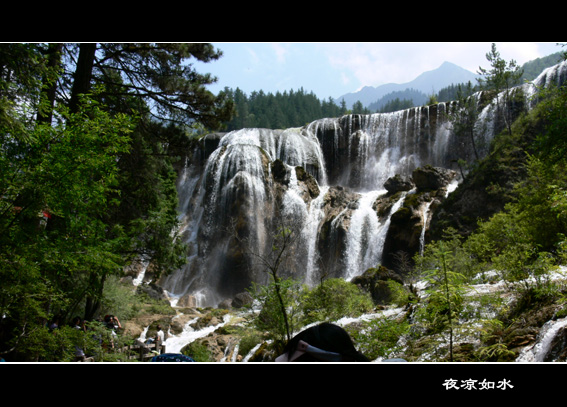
[337,62,479,108]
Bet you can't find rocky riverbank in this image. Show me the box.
[120,264,567,363]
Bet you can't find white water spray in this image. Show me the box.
[516,317,567,362]
[344,191,406,280]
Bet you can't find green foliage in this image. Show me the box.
[414,241,469,361]
[377,97,415,113]
[100,276,142,321]
[477,43,524,92]
[534,72,567,165]
[247,277,374,349]
[248,278,307,344]
[352,100,371,114]
[437,81,476,103]
[14,319,136,362]
[239,330,264,357]
[460,153,566,286]
[0,94,133,356]
[417,228,476,280]
[520,52,564,82]
[182,341,213,362]
[386,279,417,308]
[350,317,410,360]
[0,43,228,361]
[16,325,78,362]
[369,88,426,112]
[450,82,482,162]
[477,43,524,136]
[475,319,516,362]
[302,278,374,323]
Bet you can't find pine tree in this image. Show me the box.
[0,43,233,360]
[477,43,524,136]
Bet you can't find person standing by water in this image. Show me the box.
[155,325,165,348]
[71,317,93,362]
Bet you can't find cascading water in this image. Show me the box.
[163,109,487,305]
[302,185,330,285]
[158,60,567,308]
[344,190,407,280]
[419,200,433,257]
[516,317,567,362]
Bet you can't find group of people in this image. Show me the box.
[48,314,386,362]
[47,314,123,362]
[145,325,165,347]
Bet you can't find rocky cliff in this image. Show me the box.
[155,61,567,309]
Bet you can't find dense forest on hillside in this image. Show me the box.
[223,51,565,131]
[222,87,349,131]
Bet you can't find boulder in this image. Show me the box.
[232,292,253,308]
[384,174,414,194]
[412,165,457,191]
[177,293,197,308]
[136,282,169,302]
[545,323,567,361]
[295,165,320,199]
[271,159,289,185]
[351,266,404,305]
[218,299,232,309]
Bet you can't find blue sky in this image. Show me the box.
[194,42,563,100]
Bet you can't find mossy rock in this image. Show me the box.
[390,207,412,224]
[351,266,404,305]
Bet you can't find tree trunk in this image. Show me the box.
[37,43,63,125]
[69,43,97,114]
[84,272,106,321]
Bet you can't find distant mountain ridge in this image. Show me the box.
[336,61,480,109]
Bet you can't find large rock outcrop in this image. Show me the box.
[351,266,404,305]
[382,166,457,272]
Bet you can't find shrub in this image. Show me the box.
[350,317,410,360]
[302,278,374,324]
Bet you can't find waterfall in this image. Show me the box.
[344,190,406,280]
[303,185,329,285]
[159,314,233,354]
[419,200,433,257]
[157,60,567,307]
[516,317,567,362]
[344,190,385,280]
[164,103,494,306]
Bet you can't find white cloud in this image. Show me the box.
[496,42,552,64]
[319,42,562,89]
[322,42,474,87]
[244,46,260,71]
[271,43,289,64]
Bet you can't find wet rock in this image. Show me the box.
[546,323,567,361]
[271,159,289,185]
[295,165,320,199]
[381,167,457,272]
[412,165,457,191]
[177,293,197,308]
[232,292,253,308]
[351,266,404,305]
[384,174,414,195]
[136,283,169,302]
